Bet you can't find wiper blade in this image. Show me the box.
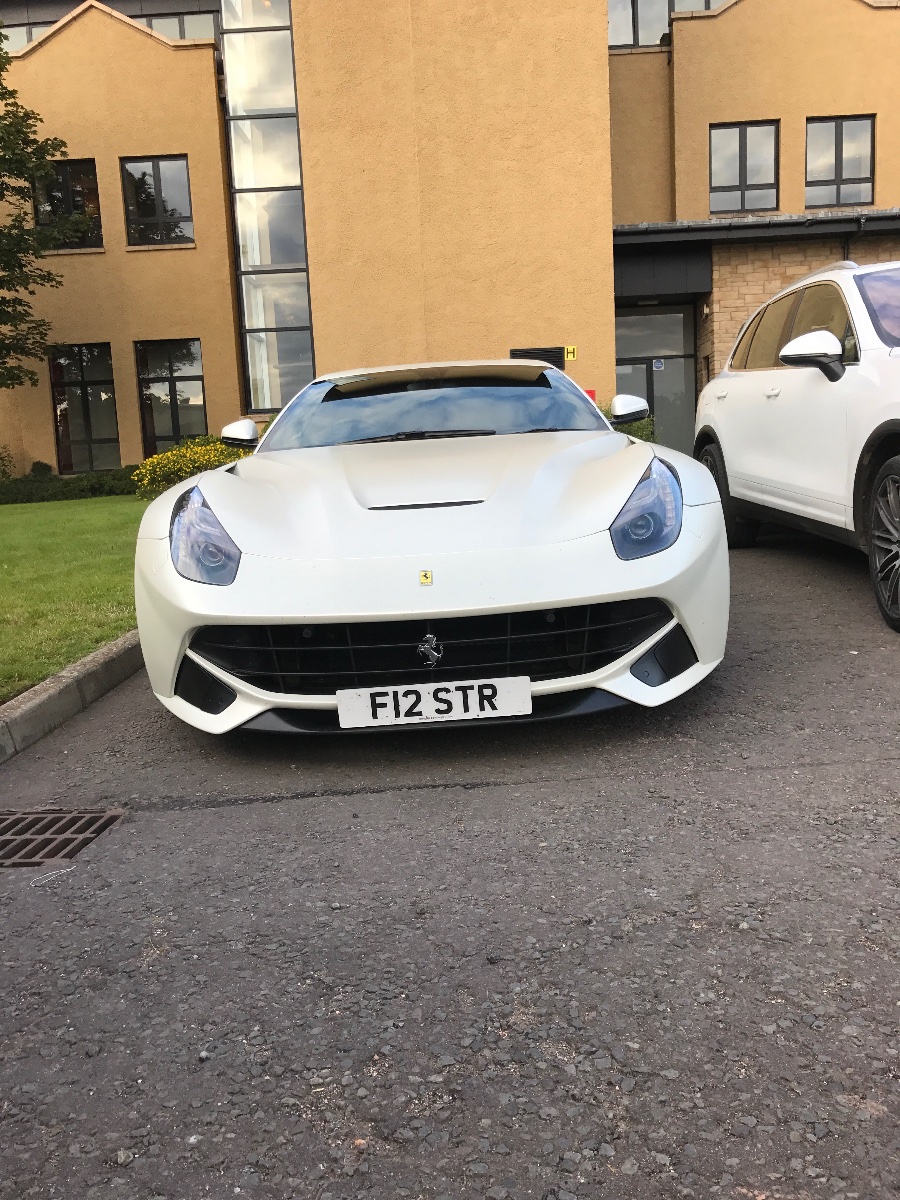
[512,426,568,434]
[343,428,497,445]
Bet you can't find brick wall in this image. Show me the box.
[697,235,900,378]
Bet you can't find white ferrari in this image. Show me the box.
[135,361,729,734]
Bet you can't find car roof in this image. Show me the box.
[768,258,900,302]
[314,359,554,390]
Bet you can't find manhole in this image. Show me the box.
[0,808,124,867]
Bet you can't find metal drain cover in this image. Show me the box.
[0,808,124,867]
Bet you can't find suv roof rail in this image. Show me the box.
[790,260,860,287]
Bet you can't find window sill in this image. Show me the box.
[609,45,669,56]
[125,242,197,252]
[45,247,105,256]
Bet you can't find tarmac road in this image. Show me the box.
[1,531,899,1200]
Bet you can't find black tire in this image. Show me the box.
[697,441,759,549]
[867,455,900,632]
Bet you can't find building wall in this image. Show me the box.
[609,48,674,226]
[698,234,900,378]
[672,0,900,221]
[2,3,242,473]
[294,0,618,403]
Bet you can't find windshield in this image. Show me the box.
[856,266,900,346]
[258,371,609,452]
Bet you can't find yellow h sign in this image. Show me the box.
[564,346,577,361]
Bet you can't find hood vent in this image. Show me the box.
[368,500,484,511]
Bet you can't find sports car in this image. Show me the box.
[135,360,729,734]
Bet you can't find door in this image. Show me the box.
[718,291,798,503]
[761,283,856,524]
[614,306,696,454]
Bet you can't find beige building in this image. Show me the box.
[2,0,900,470]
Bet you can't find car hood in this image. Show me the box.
[147,431,658,560]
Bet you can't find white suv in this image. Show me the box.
[695,260,900,631]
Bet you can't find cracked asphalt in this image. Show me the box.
[1,531,899,1200]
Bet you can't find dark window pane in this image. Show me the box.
[122,161,157,218]
[856,266,900,347]
[68,161,101,220]
[62,387,87,440]
[235,190,306,269]
[70,443,92,474]
[50,348,82,384]
[223,0,291,28]
[840,181,872,205]
[608,0,633,44]
[745,293,797,370]
[710,127,740,189]
[136,342,170,379]
[745,125,776,186]
[791,284,852,346]
[615,309,693,358]
[157,158,191,218]
[731,310,764,370]
[171,340,203,377]
[81,344,113,381]
[144,382,174,440]
[247,329,313,409]
[86,386,118,440]
[229,117,301,188]
[637,0,669,45]
[242,271,310,330]
[710,189,742,212]
[175,381,207,437]
[842,119,872,179]
[91,443,121,471]
[807,121,835,183]
[223,30,296,116]
[806,183,837,207]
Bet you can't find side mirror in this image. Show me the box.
[221,418,259,447]
[779,331,845,382]
[608,394,651,427]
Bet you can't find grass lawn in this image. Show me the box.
[0,495,147,704]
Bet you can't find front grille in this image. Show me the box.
[189,599,671,696]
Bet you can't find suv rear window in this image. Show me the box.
[856,266,900,347]
[260,371,608,451]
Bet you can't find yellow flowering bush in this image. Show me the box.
[132,436,252,500]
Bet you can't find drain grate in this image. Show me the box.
[0,808,124,867]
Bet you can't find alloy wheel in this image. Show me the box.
[871,472,900,617]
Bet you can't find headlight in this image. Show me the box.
[170,487,241,585]
[610,458,682,561]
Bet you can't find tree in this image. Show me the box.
[0,32,87,388]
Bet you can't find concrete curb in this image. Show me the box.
[0,631,144,766]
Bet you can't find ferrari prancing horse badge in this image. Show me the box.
[419,570,433,586]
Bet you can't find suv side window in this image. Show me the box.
[730,309,764,370]
[789,283,859,363]
[745,292,798,370]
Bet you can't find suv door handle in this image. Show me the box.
[765,386,781,398]
[714,389,728,400]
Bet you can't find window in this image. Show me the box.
[744,293,797,370]
[710,123,778,213]
[609,0,714,48]
[121,157,193,245]
[50,345,121,474]
[730,310,764,370]
[806,117,874,208]
[134,13,219,39]
[1,24,53,51]
[33,160,102,249]
[856,266,900,348]
[790,284,858,362]
[136,340,207,457]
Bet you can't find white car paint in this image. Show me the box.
[137,362,729,735]
[696,260,900,534]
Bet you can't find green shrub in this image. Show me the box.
[132,435,252,501]
[0,445,14,483]
[616,416,654,442]
[29,460,53,477]
[0,465,139,505]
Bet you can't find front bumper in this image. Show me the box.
[136,502,728,734]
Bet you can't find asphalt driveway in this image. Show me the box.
[1,531,898,1200]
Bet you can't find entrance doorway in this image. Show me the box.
[614,305,697,454]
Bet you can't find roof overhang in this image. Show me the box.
[614,209,900,248]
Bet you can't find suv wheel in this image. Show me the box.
[868,455,900,631]
[697,442,759,549]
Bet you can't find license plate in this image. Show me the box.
[336,676,533,729]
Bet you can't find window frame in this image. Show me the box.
[120,155,194,247]
[709,121,780,215]
[134,12,220,40]
[49,344,121,475]
[609,0,714,50]
[135,339,208,457]
[33,158,103,250]
[805,115,875,210]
